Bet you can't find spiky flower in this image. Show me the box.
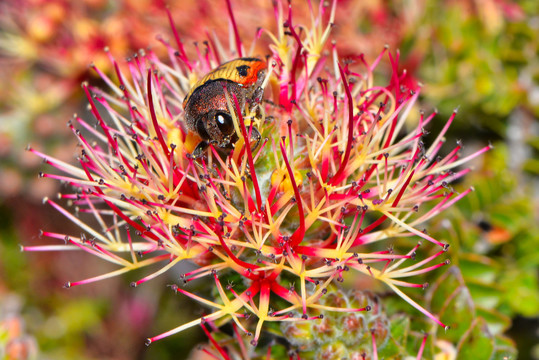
[25,0,489,349]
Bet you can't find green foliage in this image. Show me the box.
[422,143,539,358]
[430,144,539,320]
[426,266,517,359]
[456,317,496,359]
[405,0,539,139]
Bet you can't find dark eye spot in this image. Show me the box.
[236,65,250,77]
[196,119,210,140]
[215,112,235,136]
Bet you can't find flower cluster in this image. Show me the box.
[198,289,431,359]
[25,0,489,348]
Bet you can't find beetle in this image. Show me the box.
[182,57,267,158]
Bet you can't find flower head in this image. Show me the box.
[25,0,489,347]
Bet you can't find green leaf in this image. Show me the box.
[456,317,495,360]
[493,335,518,360]
[459,253,500,283]
[465,279,502,310]
[389,314,410,344]
[427,267,475,342]
[476,307,511,335]
[499,269,539,317]
[378,314,409,358]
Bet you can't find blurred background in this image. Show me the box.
[0,0,537,359]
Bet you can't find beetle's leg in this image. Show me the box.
[252,86,265,105]
[192,140,209,159]
[248,126,262,151]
